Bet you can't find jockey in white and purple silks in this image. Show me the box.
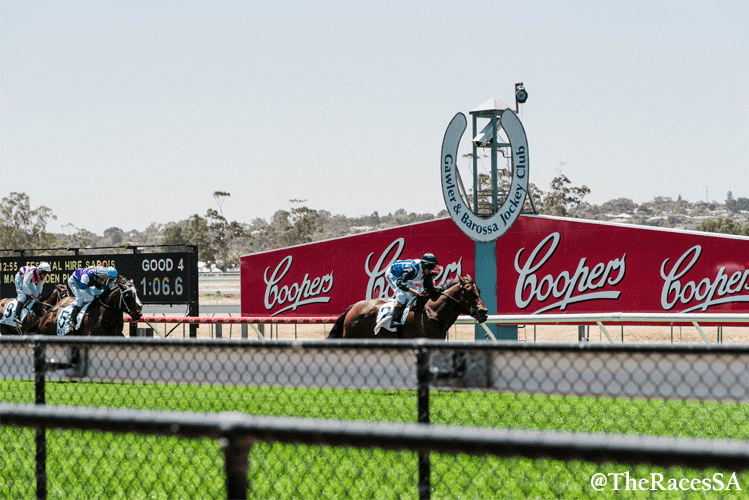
[384,253,441,331]
[10,262,52,326]
[65,266,110,334]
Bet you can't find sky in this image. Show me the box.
[1,0,747,236]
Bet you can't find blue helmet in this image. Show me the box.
[420,253,439,268]
[107,266,118,280]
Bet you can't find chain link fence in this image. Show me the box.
[2,337,749,498]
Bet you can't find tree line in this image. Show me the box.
[3,179,748,270]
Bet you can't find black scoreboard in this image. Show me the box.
[0,246,198,309]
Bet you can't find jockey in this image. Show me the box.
[65,266,110,334]
[384,253,441,332]
[11,262,52,327]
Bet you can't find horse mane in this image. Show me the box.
[441,277,462,289]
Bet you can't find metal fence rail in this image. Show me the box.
[3,337,749,498]
[4,403,749,499]
[126,311,749,342]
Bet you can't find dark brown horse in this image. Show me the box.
[328,274,488,339]
[39,277,143,336]
[0,284,69,335]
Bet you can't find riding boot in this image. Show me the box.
[10,301,24,333]
[13,300,27,326]
[69,305,82,333]
[391,302,407,338]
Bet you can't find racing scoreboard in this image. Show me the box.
[0,245,199,318]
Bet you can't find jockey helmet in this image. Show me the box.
[95,266,109,279]
[107,267,118,280]
[38,262,51,273]
[420,253,439,268]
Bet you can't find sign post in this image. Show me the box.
[441,90,532,340]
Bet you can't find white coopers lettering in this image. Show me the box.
[661,245,749,312]
[264,256,333,316]
[515,233,626,313]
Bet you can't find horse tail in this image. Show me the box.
[327,305,353,339]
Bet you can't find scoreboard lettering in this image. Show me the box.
[0,251,196,306]
[136,255,187,300]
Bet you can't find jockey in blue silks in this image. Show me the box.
[384,253,441,332]
[65,266,110,334]
[10,262,52,327]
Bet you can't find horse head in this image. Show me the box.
[118,278,143,321]
[455,274,488,323]
[45,284,69,306]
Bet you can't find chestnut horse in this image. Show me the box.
[39,277,143,336]
[0,284,69,335]
[327,274,488,339]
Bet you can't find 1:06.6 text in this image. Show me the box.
[140,277,183,296]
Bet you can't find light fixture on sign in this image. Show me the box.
[515,82,528,112]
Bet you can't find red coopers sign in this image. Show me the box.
[241,219,474,317]
[241,216,749,317]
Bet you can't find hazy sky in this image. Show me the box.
[2,0,747,235]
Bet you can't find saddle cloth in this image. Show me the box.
[0,300,20,326]
[374,300,410,336]
[56,302,93,336]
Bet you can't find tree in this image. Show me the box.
[735,197,749,212]
[102,227,125,246]
[601,198,637,214]
[466,165,541,216]
[696,217,749,236]
[163,194,250,270]
[538,174,590,217]
[58,223,94,248]
[206,191,252,271]
[205,208,249,271]
[270,200,324,248]
[0,192,57,250]
[164,214,216,262]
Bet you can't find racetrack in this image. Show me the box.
[144,277,749,342]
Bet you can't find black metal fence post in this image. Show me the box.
[222,433,253,500]
[415,346,431,500]
[33,341,47,500]
[189,245,199,338]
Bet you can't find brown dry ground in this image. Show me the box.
[134,293,749,344]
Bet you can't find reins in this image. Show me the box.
[427,280,466,328]
[439,290,461,304]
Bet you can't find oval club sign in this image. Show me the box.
[440,108,529,242]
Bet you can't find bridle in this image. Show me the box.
[100,282,140,318]
[435,278,484,320]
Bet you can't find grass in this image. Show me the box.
[2,380,749,498]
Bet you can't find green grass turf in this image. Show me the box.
[2,380,749,498]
